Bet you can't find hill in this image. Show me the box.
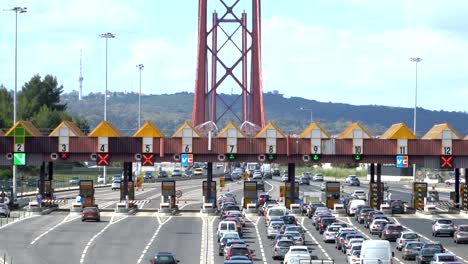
[61,91,468,137]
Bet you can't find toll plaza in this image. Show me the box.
[369,182,385,209]
[79,180,94,207]
[323,182,340,209]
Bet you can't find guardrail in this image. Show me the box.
[0,211,33,228]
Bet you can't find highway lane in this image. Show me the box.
[139,216,203,263]
[85,215,159,264]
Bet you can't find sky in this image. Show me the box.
[1,0,468,112]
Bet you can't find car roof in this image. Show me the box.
[231,244,248,248]
[155,252,176,256]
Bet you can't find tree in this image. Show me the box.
[0,85,13,130]
[18,74,66,120]
[73,116,90,135]
[32,105,72,133]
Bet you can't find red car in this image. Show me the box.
[82,207,100,222]
[225,244,253,261]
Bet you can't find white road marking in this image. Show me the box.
[265,180,275,194]
[246,216,268,264]
[79,214,128,263]
[136,216,173,264]
[0,214,38,230]
[301,217,331,260]
[392,217,468,264]
[208,217,216,264]
[200,217,207,264]
[30,214,80,245]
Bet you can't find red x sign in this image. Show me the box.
[60,152,69,160]
[97,153,109,166]
[440,155,453,168]
[142,154,154,166]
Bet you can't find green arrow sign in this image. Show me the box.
[13,153,26,166]
[228,154,236,160]
[354,155,361,161]
[312,154,320,161]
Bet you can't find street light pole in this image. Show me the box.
[99,33,115,184]
[136,64,144,128]
[4,6,27,199]
[410,57,422,182]
[99,33,116,121]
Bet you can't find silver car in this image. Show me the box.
[454,225,468,244]
[267,221,284,239]
[432,218,456,237]
[284,231,304,245]
[323,225,340,242]
[272,239,294,260]
[396,231,419,250]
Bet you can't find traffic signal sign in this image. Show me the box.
[353,155,362,161]
[60,152,69,160]
[228,154,236,161]
[312,154,320,161]
[13,153,26,166]
[97,153,109,166]
[142,154,154,166]
[440,155,453,168]
[267,154,275,161]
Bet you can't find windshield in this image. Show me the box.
[437,219,453,224]
[154,256,175,263]
[290,248,308,254]
[403,233,418,239]
[438,255,457,261]
[277,241,294,247]
[269,209,285,216]
[460,226,468,231]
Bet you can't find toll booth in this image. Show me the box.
[412,182,428,210]
[43,180,55,206]
[120,181,135,201]
[243,181,257,208]
[285,183,299,209]
[79,180,94,207]
[161,181,176,208]
[369,183,384,209]
[202,181,217,207]
[323,181,340,209]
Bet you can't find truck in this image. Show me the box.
[260,164,272,174]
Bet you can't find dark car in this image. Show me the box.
[158,171,168,178]
[281,215,297,225]
[318,216,336,234]
[375,221,395,237]
[258,193,271,206]
[225,173,233,181]
[253,178,265,191]
[144,171,154,180]
[263,172,272,179]
[421,241,445,253]
[416,248,441,264]
[381,224,404,241]
[307,202,326,218]
[81,207,100,222]
[402,241,424,261]
[151,252,179,264]
[354,205,371,221]
[389,200,405,214]
[357,208,375,224]
[273,168,280,176]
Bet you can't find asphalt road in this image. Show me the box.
[1,175,467,264]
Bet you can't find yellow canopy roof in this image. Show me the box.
[299,122,330,138]
[5,120,42,136]
[49,120,85,137]
[255,122,287,138]
[133,121,165,137]
[422,123,461,140]
[172,121,202,137]
[380,123,416,139]
[88,121,122,137]
[338,122,372,139]
[217,122,247,138]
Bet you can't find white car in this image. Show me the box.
[351,190,366,200]
[172,168,182,177]
[111,180,120,190]
[312,173,324,181]
[97,175,105,184]
[284,246,311,262]
[369,219,388,235]
[445,178,465,186]
[252,171,262,179]
[0,203,10,217]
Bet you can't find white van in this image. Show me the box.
[217,221,237,241]
[348,199,366,216]
[265,206,287,225]
[360,240,393,264]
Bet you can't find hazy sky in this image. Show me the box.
[1,0,468,112]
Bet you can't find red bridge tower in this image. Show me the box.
[192,0,265,132]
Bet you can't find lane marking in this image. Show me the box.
[30,214,80,245]
[200,217,207,264]
[0,214,38,231]
[301,217,331,260]
[79,214,128,263]
[208,217,216,264]
[392,217,468,264]
[136,216,173,264]
[246,216,268,264]
[265,180,274,194]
